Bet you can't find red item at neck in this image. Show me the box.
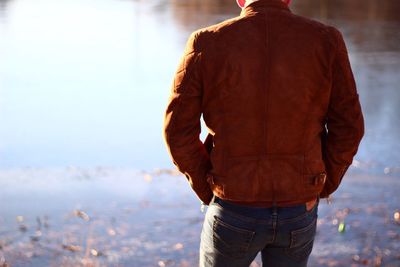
[237,0,291,9]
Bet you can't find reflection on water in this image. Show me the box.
[0,0,399,173]
[0,1,400,265]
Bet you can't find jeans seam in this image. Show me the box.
[271,216,277,243]
[284,217,317,262]
[284,238,315,262]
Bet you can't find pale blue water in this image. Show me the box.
[0,0,184,170]
[0,1,400,265]
[0,0,399,173]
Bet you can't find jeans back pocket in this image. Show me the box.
[212,215,255,259]
[285,217,317,262]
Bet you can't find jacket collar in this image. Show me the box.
[240,0,291,17]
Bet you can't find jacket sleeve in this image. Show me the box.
[320,28,365,198]
[163,31,213,205]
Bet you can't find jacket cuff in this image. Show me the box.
[183,153,213,205]
[194,184,214,205]
[320,164,349,198]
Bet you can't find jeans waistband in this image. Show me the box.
[212,195,318,222]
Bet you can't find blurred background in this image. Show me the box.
[0,0,399,266]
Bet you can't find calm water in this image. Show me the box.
[0,1,400,265]
[0,0,399,172]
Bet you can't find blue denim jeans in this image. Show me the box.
[199,195,318,267]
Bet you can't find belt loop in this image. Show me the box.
[210,194,217,205]
[272,201,278,216]
[206,173,214,184]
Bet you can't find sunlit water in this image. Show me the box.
[0,0,400,265]
[1,0,399,173]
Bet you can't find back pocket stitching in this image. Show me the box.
[212,216,255,258]
[284,218,317,261]
[290,217,317,248]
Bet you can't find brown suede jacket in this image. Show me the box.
[163,0,364,206]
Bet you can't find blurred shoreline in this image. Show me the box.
[0,167,399,266]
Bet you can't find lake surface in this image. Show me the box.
[0,168,399,266]
[0,1,400,266]
[1,0,400,173]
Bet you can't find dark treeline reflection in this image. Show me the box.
[0,0,11,20]
[0,0,11,8]
[169,0,400,51]
[169,0,400,173]
[294,0,400,51]
[294,0,400,22]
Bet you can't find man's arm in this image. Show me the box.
[163,31,213,205]
[320,28,365,198]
